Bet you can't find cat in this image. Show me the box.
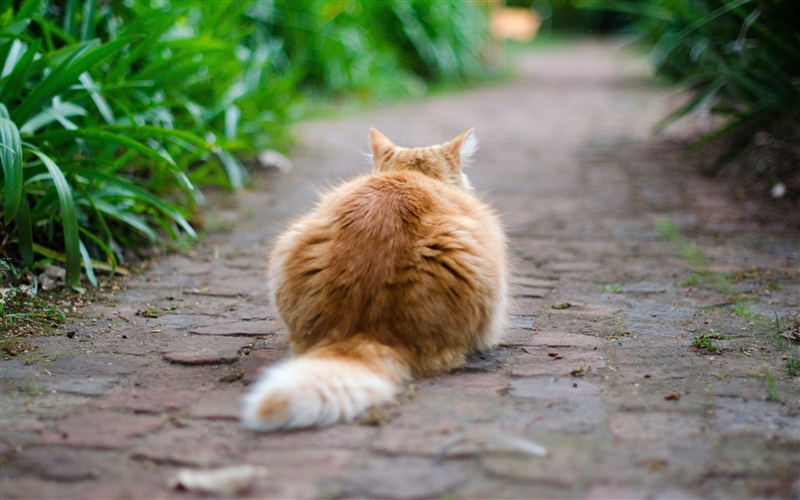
[241,128,508,431]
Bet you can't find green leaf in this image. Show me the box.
[59,165,197,239]
[30,150,81,288]
[20,101,87,134]
[77,226,119,282]
[30,128,173,165]
[15,188,34,270]
[12,36,136,124]
[14,0,45,23]
[1,38,41,102]
[31,242,129,276]
[78,238,97,286]
[88,199,158,241]
[78,72,115,124]
[0,111,23,224]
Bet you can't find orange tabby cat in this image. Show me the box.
[241,128,508,431]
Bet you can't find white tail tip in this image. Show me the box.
[241,356,399,431]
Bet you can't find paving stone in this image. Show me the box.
[500,400,605,434]
[506,316,533,329]
[712,398,800,440]
[609,412,708,441]
[510,349,606,377]
[508,297,545,315]
[550,262,601,273]
[252,424,376,451]
[509,377,602,402]
[510,276,559,288]
[184,386,241,420]
[162,336,251,365]
[189,320,284,336]
[99,387,203,413]
[418,373,508,394]
[38,411,163,449]
[453,347,509,373]
[132,421,247,466]
[12,447,120,481]
[500,330,605,348]
[618,282,671,294]
[547,304,622,317]
[240,348,290,385]
[510,284,548,298]
[342,456,468,498]
[41,375,119,396]
[48,354,149,376]
[481,435,602,487]
[148,314,199,329]
[243,449,354,480]
[0,360,39,379]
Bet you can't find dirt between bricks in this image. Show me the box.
[1,40,798,500]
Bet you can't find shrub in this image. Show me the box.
[584,0,800,193]
[268,0,492,99]
[1,0,297,290]
[1,0,493,291]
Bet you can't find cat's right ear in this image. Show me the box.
[370,128,395,169]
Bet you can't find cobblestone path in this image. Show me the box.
[2,40,798,499]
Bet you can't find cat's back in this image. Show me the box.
[324,169,488,241]
[271,169,505,356]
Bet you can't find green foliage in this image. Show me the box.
[787,358,799,377]
[584,0,800,187]
[0,0,299,288]
[692,332,726,351]
[1,0,493,291]
[764,367,780,401]
[270,0,491,98]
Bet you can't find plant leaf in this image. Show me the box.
[1,38,41,101]
[0,112,23,223]
[79,238,98,286]
[30,150,82,288]
[15,188,35,270]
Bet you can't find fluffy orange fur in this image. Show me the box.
[242,128,507,431]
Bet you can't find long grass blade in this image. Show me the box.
[77,226,119,282]
[14,188,34,270]
[12,36,136,124]
[60,165,197,238]
[30,128,172,164]
[78,238,97,286]
[30,150,82,289]
[1,38,41,102]
[0,111,23,223]
[31,243,130,276]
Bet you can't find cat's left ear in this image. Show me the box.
[445,128,478,166]
[370,128,396,168]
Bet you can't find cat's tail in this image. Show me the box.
[241,336,410,431]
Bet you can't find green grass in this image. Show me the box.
[692,333,726,352]
[787,358,799,377]
[764,367,780,402]
[602,283,621,293]
[27,384,44,396]
[734,302,757,318]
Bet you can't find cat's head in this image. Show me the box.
[369,128,478,191]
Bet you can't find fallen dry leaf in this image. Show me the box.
[169,465,268,495]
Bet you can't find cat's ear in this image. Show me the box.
[370,128,395,167]
[445,128,478,166]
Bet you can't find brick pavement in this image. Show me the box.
[1,40,799,499]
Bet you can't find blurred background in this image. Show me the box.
[1,0,798,291]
